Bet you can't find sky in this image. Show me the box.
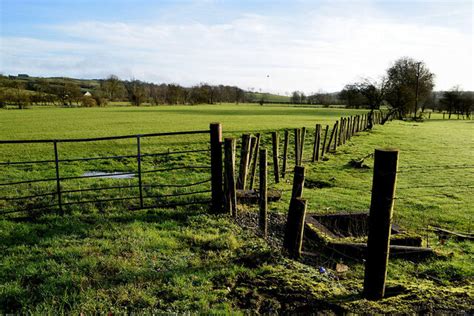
[0,0,472,93]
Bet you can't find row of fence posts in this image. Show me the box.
[209,111,396,300]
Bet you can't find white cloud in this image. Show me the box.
[1,4,472,92]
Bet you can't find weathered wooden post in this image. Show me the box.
[259,149,268,237]
[282,130,289,178]
[321,125,329,158]
[338,118,344,146]
[248,136,257,171]
[312,124,321,162]
[346,117,352,141]
[332,121,339,151]
[294,128,301,166]
[249,133,261,190]
[284,166,307,258]
[326,122,337,153]
[224,138,237,217]
[237,134,251,190]
[364,149,399,300]
[210,123,223,213]
[271,131,280,183]
[300,127,306,164]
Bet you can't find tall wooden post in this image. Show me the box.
[332,121,339,151]
[210,123,223,213]
[224,138,237,217]
[259,149,268,237]
[364,149,399,300]
[237,134,251,190]
[312,124,321,162]
[282,130,289,178]
[271,131,280,183]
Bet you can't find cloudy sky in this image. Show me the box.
[1,0,472,93]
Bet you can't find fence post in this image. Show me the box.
[259,149,268,237]
[312,124,321,162]
[136,136,144,209]
[224,138,237,217]
[284,166,306,258]
[282,130,289,178]
[53,141,63,215]
[332,121,339,152]
[294,128,300,166]
[237,134,251,190]
[321,125,329,159]
[364,149,399,300]
[271,131,280,183]
[300,127,306,164]
[291,165,305,199]
[326,122,337,153]
[284,198,307,258]
[210,123,223,213]
[249,133,260,189]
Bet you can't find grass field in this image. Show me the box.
[0,104,473,313]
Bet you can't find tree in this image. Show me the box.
[339,84,367,108]
[126,80,148,106]
[356,78,387,128]
[385,57,434,119]
[102,75,126,101]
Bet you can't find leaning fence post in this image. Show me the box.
[249,133,260,189]
[363,149,399,300]
[224,138,237,217]
[282,130,289,178]
[291,165,305,199]
[271,131,280,183]
[237,134,251,190]
[326,122,337,153]
[259,149,268,237]
[332,121,339,152]
[53,141,63,215]
[210,123,223,213]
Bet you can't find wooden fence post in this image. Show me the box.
[294,128,300,166]
[259,149,268,237]
[284,198,307,258]
[249,133,260,190]
[312,124,321,162]
[326,122,337,153]
[364,149,399,300]
[53,141,63,215]
[237,134,251,190]
[321,125,329,158]
[224,138,237,217]
[284,165,306,258]
[300,127,306,164]
[338,118,344,146]
[271,131,280,183]
[332,121,339,151]
[291,165,305,199]
[282,130,289,178]
[210,123,223,213]
[346,117,351,141]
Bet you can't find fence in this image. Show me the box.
[0,125,224,217]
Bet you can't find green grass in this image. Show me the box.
[0,105,473,313]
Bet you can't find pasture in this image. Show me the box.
[0,104,472,313]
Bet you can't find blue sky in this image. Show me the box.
[1,0,472,92]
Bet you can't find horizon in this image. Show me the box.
[1,0,473,93]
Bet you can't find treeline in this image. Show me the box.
[0,75,248,108]
[290,57,473,118]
